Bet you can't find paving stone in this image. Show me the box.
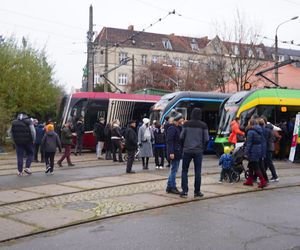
[201,184,250,195]
[22,184,81,196]
[124,172,165,181]
[0,189,44,203]
[115,193,180,207]
[10,207,94,229]
[93,175,146,185]
[0,217,36,241]
[60,180,112,189]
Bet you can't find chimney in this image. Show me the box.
[128,25,134,31]
[170,33,175,36]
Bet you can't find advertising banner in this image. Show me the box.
[289,114,300,162]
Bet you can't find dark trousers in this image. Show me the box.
[16,143,34,173]
[34,143,44,162]
[105,140,112,160]
[181,152,203,194]
[126,150,135,172]
[112,139,122,162]
[75,135,83,154]
[264,151,278,179]
[154,147,165,167]
[220,168,233,182]
[58,144,72,164]
[45,152,55,172]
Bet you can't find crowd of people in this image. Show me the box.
[10,109,293,198]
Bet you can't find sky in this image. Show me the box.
[1,0,300,92]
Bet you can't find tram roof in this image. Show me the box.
[160,91,231,101]
[71,92,161,102]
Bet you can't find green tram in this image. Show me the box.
[214,88,300,156]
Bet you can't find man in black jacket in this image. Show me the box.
[179,108,209,198]
[74,116,85,155]
[125,120,138,173]
[94,117,106,159]
[11,113,36,176]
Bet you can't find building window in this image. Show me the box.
[256,48,264,59]
[174,58,181,67]
[190,38,199,51]
[232,45,239,55]
[118,73,128,85]
[162,39,172,50]
[248,48,254,58]
[141,55,147,65]
[94,73,100,84]
[152,55,158,64]
[119,52,128,63]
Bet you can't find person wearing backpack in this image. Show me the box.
[153,123,166,169]
[41,124,62,174]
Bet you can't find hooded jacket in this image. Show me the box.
[180,108,209,154]
[264,123,275,152]
[228,120,245,144]
[11,113,36,144]
[41,131,62,153]
[245,125,264,162]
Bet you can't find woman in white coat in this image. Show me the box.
[138,118,153,169]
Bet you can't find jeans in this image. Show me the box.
[264,151,278,179]
[75,135,83,154]
[167,159,180,188]
[154,147,165,167]
[16,144,34,173]
[96,141,104,158]
[220,168,233,182]
[181,152,203,194]
[126,150,135,172]
[58,144,72,165]
[45,152,55,172]
[112,139,122,161]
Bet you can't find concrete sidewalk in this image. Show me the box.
[0,165,299,243]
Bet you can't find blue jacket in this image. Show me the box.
[35,124,45,145]
[245,125,264,162]
[219,153,233,170]
[166,124,182,161]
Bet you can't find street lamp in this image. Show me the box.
[275,16,298,85]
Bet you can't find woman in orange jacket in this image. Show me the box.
[228,117,245,145]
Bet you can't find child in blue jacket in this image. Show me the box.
[218,146,233,183]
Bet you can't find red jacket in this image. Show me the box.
[228,120,245,144]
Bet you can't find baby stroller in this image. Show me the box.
[229,142,249,182]
[123,146,140,161]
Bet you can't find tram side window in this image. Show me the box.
[69,100,87,129]
[257,105,276,124]
[85,100,108,131]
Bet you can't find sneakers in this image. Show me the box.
[68,163,75,167]
[57,162,63,167]
[270,177,280,182]
[179,191,188,198]
[166,187,180,194]
[126,170,136,174]
[17,171,23,176]
[159,166,164,169]
[194,192,204,198]
[218,180,223,184]
[45,165,51,174]
[24,168,32,175]
[155,165,159,169]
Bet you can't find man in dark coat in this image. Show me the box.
[11,113,36,175]
[34,122,45,162]
[125,120,138,173]
[94,117,106,159]
[166,113,183,194]
[74,116,85,155]
[179,108,209,198]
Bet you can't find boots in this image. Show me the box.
[243,176,254,186]
[256,171,268,188]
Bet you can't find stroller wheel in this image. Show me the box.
[123,154,128,161]
[231,171,240,182]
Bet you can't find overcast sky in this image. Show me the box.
[1,0,300,92]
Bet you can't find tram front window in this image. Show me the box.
[218,105,238,135]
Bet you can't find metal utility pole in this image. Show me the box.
[86,5,94,92]
[104,42,108,92]
[132,54,135,87]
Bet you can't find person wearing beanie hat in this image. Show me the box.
[165,112,184,194]
[138,117,153,169]
[179,107,209,198]
[41,123,62,174]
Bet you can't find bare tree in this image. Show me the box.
[215,9,265,91]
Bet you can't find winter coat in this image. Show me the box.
[138,124,153,157]
[153,128,166,148]
[264,123,275,152]
[219,153,233,170]
[35,124,45,145]
[180,108,209,154]
[245,125,264,162]
[94,122,105,141]
[166,124,182,160]
[125,126,138,151]
[111,124,122,139]
[41,131,62,153]
[61,126,73,145]
[228,120,245,144]
[11,114,36,145]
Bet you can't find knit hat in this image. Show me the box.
[143,118,150,124]
[174,112,183,122]
[46,124,54,131]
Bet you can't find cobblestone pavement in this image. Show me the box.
[0,152,299,243]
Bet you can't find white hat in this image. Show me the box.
[143,118,150,124]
